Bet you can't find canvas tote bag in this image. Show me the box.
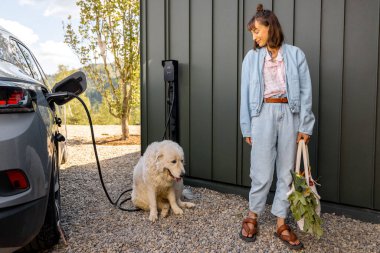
[291,139,321,231]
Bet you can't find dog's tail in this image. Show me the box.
[182,188,195,200]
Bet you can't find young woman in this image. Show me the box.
[239,4,315,250]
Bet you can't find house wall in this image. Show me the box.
[141,0,380,211]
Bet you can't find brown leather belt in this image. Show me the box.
[264,97,288,103]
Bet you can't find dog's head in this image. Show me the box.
[155,140,185,182]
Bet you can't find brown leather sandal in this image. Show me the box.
[274,224,304,250]
[239,217,258,242]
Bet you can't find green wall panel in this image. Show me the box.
[212,0,238,184]
[340,0,379,208]
[146,0,166,143]
[189,0,213,180]
[318,0,345,203]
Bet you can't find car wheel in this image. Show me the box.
[21,150,61,252]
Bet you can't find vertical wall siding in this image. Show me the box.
[212,0,238,184]
[318,0,345,203]
[376,0,380,209]
[273,0,294,45]
[340,0,379,208]
[140,0,148,152]
[145,0,166,143]
[189,0,213,179]
[141,0,380,211]
[236,0,244,186]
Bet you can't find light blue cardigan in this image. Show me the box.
[240,43,315,137]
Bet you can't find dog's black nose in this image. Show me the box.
[180,172,185,177]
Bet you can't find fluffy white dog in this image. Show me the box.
[131,140,195,222]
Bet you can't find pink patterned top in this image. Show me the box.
[263,47,287,98]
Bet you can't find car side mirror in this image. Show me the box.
[49,71,87,105]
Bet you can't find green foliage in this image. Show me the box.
[51,65,140,125]
[63,0,140,137]
[91,100,120,125]
[288,170,323,239]
[66,94,92,125]
[129,105,140,125]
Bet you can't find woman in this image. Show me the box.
[239,4,315,250]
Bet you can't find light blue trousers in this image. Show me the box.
[249,102,299,218]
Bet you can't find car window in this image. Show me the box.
[0,32,13,63]
[35,58,48,85]
[8,39,33,76]
[17,42,44,83]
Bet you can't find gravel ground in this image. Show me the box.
[65,125,141,139]
[47,125,380,253]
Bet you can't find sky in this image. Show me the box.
[0,0,82,75]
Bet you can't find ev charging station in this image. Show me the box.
[162,60,179,142]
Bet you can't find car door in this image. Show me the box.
[10,38,67,164]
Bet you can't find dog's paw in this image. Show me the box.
[160,209,170,218]
[172,207,183,215]
[183,202,196,209]
[178,201,196,209]
[149,212,158,222]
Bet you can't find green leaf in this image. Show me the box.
[288,179,323,238]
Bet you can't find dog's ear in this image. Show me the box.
[155,152,164,164]
[155,152,163,161]
[155,152,164,171]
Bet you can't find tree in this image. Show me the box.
[64,0,140,139]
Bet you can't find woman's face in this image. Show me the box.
[251,20,269,47]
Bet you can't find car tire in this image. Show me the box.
[20,150,61,252]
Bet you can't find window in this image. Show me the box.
[8,39,32,76]
[0,32,13,63]
[35,59,48,85]
[17,43,43,83]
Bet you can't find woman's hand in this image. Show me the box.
[297,132,310,144]
[245,137,252,145]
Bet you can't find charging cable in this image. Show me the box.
[47,92,140,212]
[162,82,175,140]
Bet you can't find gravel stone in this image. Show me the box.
[46,125,380,253]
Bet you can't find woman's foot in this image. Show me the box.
[275,224,304,250]
[276,218,301,246]
[239,211,258,242]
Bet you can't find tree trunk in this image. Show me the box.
[121,115,129,140]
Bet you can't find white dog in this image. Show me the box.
[131,140,195,222]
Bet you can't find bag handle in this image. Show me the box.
[295,139,304,174]
[301,140,311,186]
[295,139,311,186]
[293,140,321,199]
[291,140,305,194]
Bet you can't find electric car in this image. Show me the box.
[0,27,86,252]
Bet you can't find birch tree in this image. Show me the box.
[64,0,140,139]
